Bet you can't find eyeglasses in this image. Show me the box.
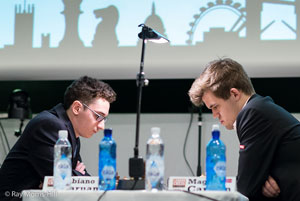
[81,102,107,123]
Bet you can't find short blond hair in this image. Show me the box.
[188,58,255,106]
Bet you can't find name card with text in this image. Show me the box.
[43,176,99,191]
[168,176,236,192]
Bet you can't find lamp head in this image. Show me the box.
[8,89,32,120]
[138,24,169,43]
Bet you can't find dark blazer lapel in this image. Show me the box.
[53,104,77,163]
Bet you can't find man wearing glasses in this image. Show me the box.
[0,76,116,201]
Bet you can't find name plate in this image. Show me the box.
[43,176,99,191]
[168,176,236,192]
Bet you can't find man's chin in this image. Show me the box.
[225,125,234,130]
[83,133,95,138]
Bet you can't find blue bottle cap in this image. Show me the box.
[104,128,113,136]
[212,124,220,139]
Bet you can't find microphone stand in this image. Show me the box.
[196,107,202,176]
[118,26,148,190]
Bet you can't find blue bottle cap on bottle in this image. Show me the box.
[104,128,112,136]
[212,124,220,139]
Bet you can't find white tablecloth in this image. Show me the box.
[22,190,248,201]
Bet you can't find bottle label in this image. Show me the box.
[56,157,71,176]
[54,157,72,190]
[57,163,70,180]
[101,165,116,180]
[147,155,164,187]
[213,161,226,177]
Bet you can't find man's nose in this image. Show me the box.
[212,110,219,119]
[97,121,105,131]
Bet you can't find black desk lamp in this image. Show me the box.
[118,24,169,190]
[0,89,32,156]
[8,89,32,137]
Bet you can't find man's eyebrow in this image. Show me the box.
[208,104,217,109]
[95,110,107,116]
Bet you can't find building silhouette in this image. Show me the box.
[13,4,34,49]
[144,2,167,38]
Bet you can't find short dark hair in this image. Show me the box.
[63,76,116,109]
[189,58,255,106]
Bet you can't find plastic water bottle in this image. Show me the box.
[99,128,116,190]
[53,130,72,190]
[206,124,226,191]
[146,127,164,191]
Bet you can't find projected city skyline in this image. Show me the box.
[0,0,298,49]
[0,0,299,80]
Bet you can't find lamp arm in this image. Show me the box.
[129,29,147,180]
[134,30,146,158]
[127,23,168,182]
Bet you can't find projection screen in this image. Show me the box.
[0,0,299,80]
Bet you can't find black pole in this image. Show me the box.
[134,32,146,159]
[118,26,147,190]
[118,24,169,190]
[14,119,24,137]
[196,107,202,176]
[128,26,147,181]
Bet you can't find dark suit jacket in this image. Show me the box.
[236,94,300,201]
[0,103,89,201]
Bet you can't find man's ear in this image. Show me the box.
[230,88,241,101]
[71,100,82,115]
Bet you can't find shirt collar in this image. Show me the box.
[233,96,251,130]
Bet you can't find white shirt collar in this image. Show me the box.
[233,96,251,130]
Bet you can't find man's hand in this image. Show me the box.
[75,161,86,175]
[262,176,280,197]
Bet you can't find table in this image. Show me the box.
[22,190,248,201]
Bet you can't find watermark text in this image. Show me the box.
[4,190,58,198]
